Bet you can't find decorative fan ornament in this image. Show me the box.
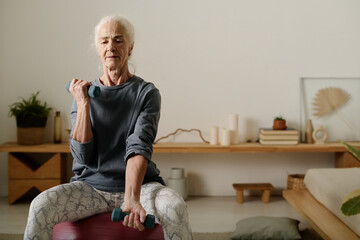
[312,87,351,117]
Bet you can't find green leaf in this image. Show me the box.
[341,141,360,161]
[8,91,52,118]
[342,191,360,216]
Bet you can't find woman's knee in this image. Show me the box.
[28,186,63,222]
[28,182,84,221]
[155,187,188,222]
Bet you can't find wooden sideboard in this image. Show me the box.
[1,141,359,204]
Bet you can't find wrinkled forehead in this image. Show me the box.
[97,20,129,40]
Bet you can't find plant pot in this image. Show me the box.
[273,120,287,130]
[17,127,46,145]
[16,116,47,145]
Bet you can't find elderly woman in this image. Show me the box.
[24,15,193,240]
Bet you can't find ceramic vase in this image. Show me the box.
[305,119,314,143]
[167,168,188,200]
[312,126,328,144]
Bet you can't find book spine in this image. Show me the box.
[260,129,299,135]
[259,139,299,145]
[259,133,299,140]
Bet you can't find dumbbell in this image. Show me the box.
[111,208,155,229]
[66,81,101,98]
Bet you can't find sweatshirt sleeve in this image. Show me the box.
[69,99,95,165]
[125,88,161,162]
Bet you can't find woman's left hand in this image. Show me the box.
[122,201,146,231]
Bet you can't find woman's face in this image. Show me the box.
[96,20,133,71]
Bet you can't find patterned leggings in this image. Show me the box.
[24,181,193,240]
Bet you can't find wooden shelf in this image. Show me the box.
[153,142,360,153]
[0,142,70,153]
[1,141,359,153]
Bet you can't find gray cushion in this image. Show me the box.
[231,216,301,240]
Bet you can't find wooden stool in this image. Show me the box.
[233,183,274,203]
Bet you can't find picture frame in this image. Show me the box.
[299,77,360,142]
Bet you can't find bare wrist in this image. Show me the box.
[77,101,90,110]
[125,188,140,202]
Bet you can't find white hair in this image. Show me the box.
[94,15,135,47]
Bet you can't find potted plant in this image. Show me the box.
[8,91,52,145]
[273,116,287,130]
[341,141,360,216]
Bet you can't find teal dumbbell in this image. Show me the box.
[111,208,155,229]
[66,81,101,98]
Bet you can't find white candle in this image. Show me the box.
[228,113,239,144]
[210,126,219,145]
[221,128,231,146]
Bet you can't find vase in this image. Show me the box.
[305,119,314,143]
[54,111,62,143]
[210,126,219,145]
[312,126,328,144]
[228,113,239,144]
[167,168,188,200]
[221,128,231,146]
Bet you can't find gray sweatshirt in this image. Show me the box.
[70,75,165,192]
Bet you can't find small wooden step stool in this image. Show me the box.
[233,183,274,203]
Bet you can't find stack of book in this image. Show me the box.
[259,128,299,145]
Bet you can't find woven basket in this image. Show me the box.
[287,174,306,190]
[17,127,45,145]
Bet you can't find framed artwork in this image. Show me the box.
[300,77,360,142]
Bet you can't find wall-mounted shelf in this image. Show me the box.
[153,142,360,153]
[1,141,359,153]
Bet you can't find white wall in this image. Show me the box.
[1,0,359,196]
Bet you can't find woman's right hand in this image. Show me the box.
[70,78,94,143]
[69,79,91,105]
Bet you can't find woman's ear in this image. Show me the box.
[128,42,134,56]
